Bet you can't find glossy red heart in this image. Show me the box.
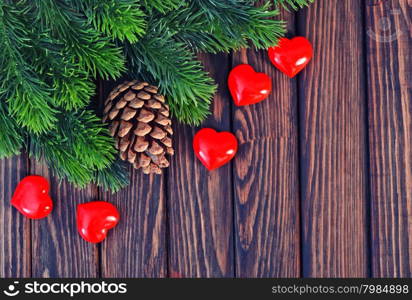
[77,201,120,243]
[11,175,53,219]
[193,128,238,171]
[268,37,313,78]
[228,64,272,106]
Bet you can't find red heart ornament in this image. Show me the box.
[268,37,313,78]
[77,201,120,243]
[193,128,238,171]
[228,64,272,106]
[11,175,53,219]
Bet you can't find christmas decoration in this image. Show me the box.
[193,128,238,171]
[228,64,272,106]
[268,37,313,78]
[77,201,120,243]
[11,176,53,219]
[103,81,174,174]
[0,0,314,191]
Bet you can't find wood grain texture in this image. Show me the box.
[167,53,234,277]
[100,173,166,277]
[100,81,167,278]
[30,162,98,278]
[232,10,301,277]
[298,0,369,277]
[365,0,412,277]
[0,155,30,277]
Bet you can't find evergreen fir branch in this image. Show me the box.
[29,135,94,188]
[180,0,285,52]
[148,7,236,54]
[0,101,23,158]
[94,158,129,193]
[244,2,285,49]
[5,79,58,133]
[0,2,95,111]
[152,0,285,54]
[0,1,58,133]
[76,0,146,43]
[140,0,184,14]
[31,0,126,79]
[28,110,118,188]
[125,25,216,124]
[123,0,284,124]
[29,35,96,110]
[50,73,96,111]
[273,0,314,10]
[56,110,117,171]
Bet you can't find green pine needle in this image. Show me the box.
[125,29,217,124]
[0,1,58,133]
[273,0,314,10]
[124,0,285,124]
[51,76,96,111]
[0,101,23,158]
[29,35,96,110]
[7,80,58,133]
[28,110,118,188]
[29,136,95,188]
[140,0,185,14]
[78,0,147,43]
[32,0,126,80]
[94,159,129,193]
[181,0,285,52]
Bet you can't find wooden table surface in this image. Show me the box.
[1,0,411,278]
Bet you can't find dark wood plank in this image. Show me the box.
[100,81,167,278]
[30,162,99,277]
[0,155,31,277]
[167,53,234,277]
[100,173,166,277]
[298,0,369,277]
[365,0,412,277]
[231,10,301,277]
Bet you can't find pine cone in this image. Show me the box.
[103,81,174,174]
